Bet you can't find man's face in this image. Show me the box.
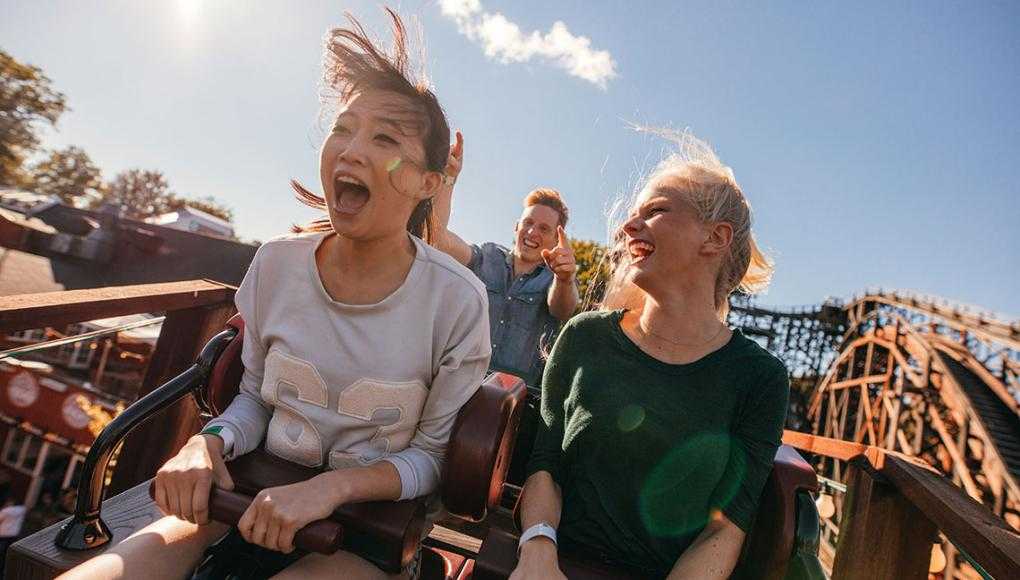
[513,204,560,263]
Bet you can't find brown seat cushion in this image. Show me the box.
[442,372,527,522]
[733,444,819,580]
[200,314,244,417]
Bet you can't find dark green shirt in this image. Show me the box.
[527,310,790,578]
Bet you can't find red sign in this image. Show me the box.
[0,362,103,446]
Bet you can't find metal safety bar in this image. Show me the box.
[54,326,238,550]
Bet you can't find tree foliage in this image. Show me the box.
[95,169,173,219]
[571,239,611,310]
[0,51,236,230]
[28,146,103,204]
[0,49,67,187]
[95,168,234,226]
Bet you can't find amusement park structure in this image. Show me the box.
[729,290,1020,577]
[0,283,1017,579]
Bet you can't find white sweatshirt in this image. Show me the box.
[204,232,491,500]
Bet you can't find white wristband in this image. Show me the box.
[518,522,557,553]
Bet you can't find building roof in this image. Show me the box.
[145,206,234,238]
[0,202,257,297]
[151,205,232,228]
[0,189,60,215]
[0,208,56,235]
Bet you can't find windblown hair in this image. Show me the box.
[600,128,773,320]
[291,7,451,243]
[523,188,569,228]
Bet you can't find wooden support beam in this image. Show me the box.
[827,374,894,390]
[0,280,235,333]
[926,406,981,499]
[880,454,1020,580]
[859,385,878,445]
[896,430,916,456]
[832,458,938,580]
[785,431,1020,580]
[838,389,851,441]
[885,373,904,449]
[852,387,865,444]
[783,430,869,461]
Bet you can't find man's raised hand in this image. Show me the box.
[442,131,464,187]
[542,226,577,282]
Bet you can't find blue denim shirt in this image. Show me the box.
[468,242,562,388]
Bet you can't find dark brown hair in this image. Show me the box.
[523,187,569,228]
[292,7,451,243]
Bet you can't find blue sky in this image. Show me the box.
[1,1,1017,316]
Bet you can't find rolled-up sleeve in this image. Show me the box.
[466,243,484,274]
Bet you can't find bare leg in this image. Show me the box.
[57,516,230,580]
[271,549,409,580]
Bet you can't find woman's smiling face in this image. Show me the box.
[621,174,715,291]
[319,89,440,241]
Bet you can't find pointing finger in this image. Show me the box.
[557,225,569,249]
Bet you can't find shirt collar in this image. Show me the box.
[507,248,547,278]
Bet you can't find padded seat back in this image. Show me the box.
[190,318,527,567]
[443,372,527,522]
[732,444,820,580]
[199,314,245,417]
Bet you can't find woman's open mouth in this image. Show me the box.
[628,239,655,262]
[334,172,371,215]
[522,238,540,250]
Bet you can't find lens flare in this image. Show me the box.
[386,158,403,172]
[639,432,745,536]
[617,404,645,432]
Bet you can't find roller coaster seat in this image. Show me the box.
[164,315,528,574]
[472,444,824,580]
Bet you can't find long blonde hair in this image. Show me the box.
[600,128,773,319]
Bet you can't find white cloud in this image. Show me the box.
[439,0,617,90]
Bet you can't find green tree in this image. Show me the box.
[28,146,103,204]
[95,169,173,219]
[0,49,67,187]
[96,169,235,228]
[571,239,610,310]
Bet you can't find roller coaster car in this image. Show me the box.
[61,316,826,579]
[472,446,825,580]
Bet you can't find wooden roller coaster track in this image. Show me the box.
[731,290,1020,578]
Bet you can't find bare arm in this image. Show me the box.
[432,131,473,266]
[543,226,579,321]
[666,512,746,580]
[511,471,567,580]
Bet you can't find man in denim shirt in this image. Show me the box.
[433,134,578,481]
[433,133,579,384]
